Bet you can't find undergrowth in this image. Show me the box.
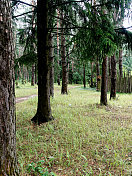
[16,84,132,175]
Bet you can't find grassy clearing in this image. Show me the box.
[16,84,132,175]
[15,82,38,98]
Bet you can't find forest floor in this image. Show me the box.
[16,83,132,176]
[16,85,80,103]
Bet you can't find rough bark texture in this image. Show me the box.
[31,0,53,124]
[61,12,67,94]
[110,55,116,99]
[49,34,54,97]
[83,64,86,88]
[100,56,108,105]
[0,0,19,175]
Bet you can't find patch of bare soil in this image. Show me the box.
[16,95,37,103]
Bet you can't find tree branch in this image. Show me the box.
[12,10,34,18]
[115,26,132,31]
[11,0,37,8]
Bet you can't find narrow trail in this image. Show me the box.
[16,85,80,103]
[16,95,37,103]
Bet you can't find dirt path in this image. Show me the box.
[16,95,37,103]
[16,86,81,104]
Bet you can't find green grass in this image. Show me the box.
[16,84,132,176]
[15,81,38,98]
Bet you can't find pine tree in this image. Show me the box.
[31,0,53,124]
[0,0,19,174]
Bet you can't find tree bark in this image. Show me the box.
[107,57,111,92]
[61,11,67,94]
[100,56,108,105]
[57,9,60,86]
[110,55,116,99]
[49,34,54,97]
[0,0,19,175]
[96,58,100,91]
[119,49,123,92]
[31,0,53,124]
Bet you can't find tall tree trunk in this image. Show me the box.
[49,34,54,97]
[90,61,94,87]
[24,66,27,83]
[119,49,123,92]
[0,0,19,175]
[61,12,67,94]
[31,64,35,86]
[96,58,100,91]
[107,57,111,92]
[57,9,60,85]
[100,56,108,105]
[31,0,36,86]
[110,55,116,99]
[67,47,70,84]
[83,64,86,88]
[22,65,25,84]
[31,0,53,124]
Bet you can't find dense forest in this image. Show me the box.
[0,0,132,175]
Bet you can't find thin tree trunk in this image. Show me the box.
[57,9,60,86]
[90,61,94,87]
[110,55,116,99]
[31,0,53,124]
[61,11,67,94]
[0,0,19,174]
[22,65,25,84]
[108,57,111,92]
[31,0,36,86]
[26,67,30,82]
[119,49,123,92]
[24,66,27,83]
[83,64,86,88]
[49,34,54,97]
[57,61,60,85]
[31,64,35,86]
[96,58,100,91]
[67,47,70,84]
[100,56,108,105]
